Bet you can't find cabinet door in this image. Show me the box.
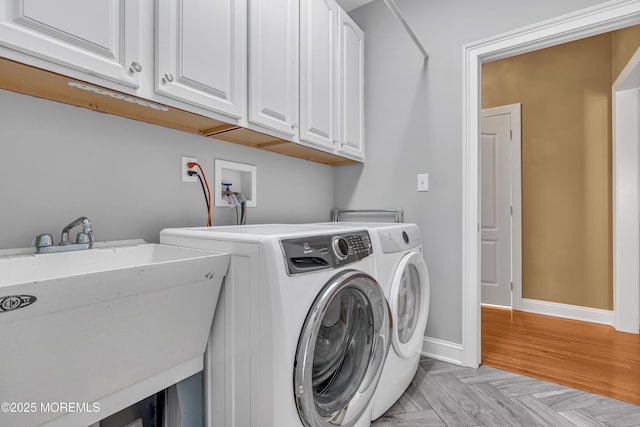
[248,0,298,137]
[337,8,364,160]
[299,0,337,150]
[0,0,141,88]
[156,0,245,119]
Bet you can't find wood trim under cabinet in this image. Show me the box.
[264,141,356,165]
[0,57,228,135]
[0,58,356,166]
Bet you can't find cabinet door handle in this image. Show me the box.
[291,123,299,130]
[163,72,174,83]
[129,61,142,73]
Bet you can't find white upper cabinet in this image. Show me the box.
[248,0,299,137]
[299,4,364,161]
[0,0,142,88]
[0,0,365,164]
[299,0,338,151]
[156,0,246,119]
[337,8,364,160]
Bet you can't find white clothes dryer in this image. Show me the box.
[160,224,391,427]
[368,223,430,419]
[308,222,431,419]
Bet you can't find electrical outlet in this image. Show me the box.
[417,173,429,192]
[182,156,197,182]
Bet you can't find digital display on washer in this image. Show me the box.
[280,230,372,275]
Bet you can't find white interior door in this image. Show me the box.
[481,105,520,307]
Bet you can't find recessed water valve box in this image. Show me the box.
[214,159,257,207]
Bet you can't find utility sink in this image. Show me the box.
[0,241,229,427]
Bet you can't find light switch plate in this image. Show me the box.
[417,173,429,192]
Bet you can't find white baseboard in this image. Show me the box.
[521,298,613,326]
[421,336,463,366]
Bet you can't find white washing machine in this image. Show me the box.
[368,223,430,419]
[308,222,431,419]
[160,224,391,427]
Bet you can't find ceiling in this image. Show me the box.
[336,0,375,12]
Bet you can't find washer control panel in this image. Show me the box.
[281,230,372,275]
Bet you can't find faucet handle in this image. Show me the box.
[76,232,91,244]
[32,234,54,248]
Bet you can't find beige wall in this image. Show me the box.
[612,24,640,79]
[482,34,613,310]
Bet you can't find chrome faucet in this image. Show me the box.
[61,216,94,246]
[32,216,94,254]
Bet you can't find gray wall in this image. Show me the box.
[0,89,334,250]
[337,0,609,345]
[0,0,612,349]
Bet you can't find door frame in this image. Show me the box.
[461,0,640,368]
[481,104,522,310]
[613,46,640,333]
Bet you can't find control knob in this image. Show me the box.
[333,237,350,260]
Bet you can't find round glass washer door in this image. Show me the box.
[294,270,390,427]
[389,251,430,359]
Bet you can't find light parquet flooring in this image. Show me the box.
[372,358,640,426]
[373,306,640,426]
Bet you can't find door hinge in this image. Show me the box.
[510,206,513,215]
[510,130,513,141]
[510,282,513,291]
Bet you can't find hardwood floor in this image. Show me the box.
[481,305,640,405]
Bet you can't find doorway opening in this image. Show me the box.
[462,0,640,368]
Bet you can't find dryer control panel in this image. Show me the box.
[281,230,372,275]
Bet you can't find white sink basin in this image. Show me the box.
[0,241,229,427]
